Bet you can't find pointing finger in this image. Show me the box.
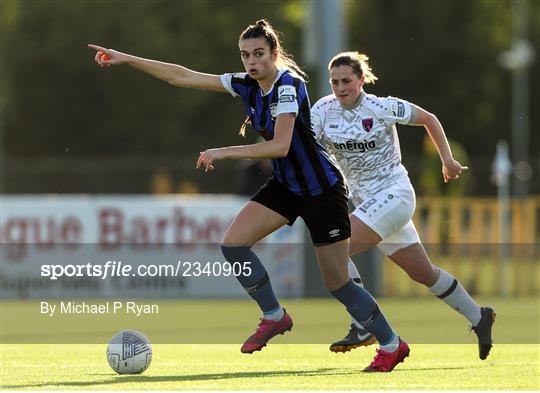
[88,44,106,52]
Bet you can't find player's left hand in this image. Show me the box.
[196,149,224,172]
[442,158,468,183]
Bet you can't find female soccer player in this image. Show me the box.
[312,51,495,360]
[89,21,408,372]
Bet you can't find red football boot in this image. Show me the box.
[241,311,293,354]
[363,338,410,372]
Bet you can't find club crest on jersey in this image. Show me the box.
[269,102,277,120]
[362,118,374,132]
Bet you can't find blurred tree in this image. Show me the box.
[345,0,539,196]
[1,0,538,195]
[2,0,305,157]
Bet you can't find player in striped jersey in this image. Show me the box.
[312,52,495,361]
[89,22,409,372]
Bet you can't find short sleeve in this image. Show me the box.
[311,102,325,140]
[275,85,299,117]
[382,97,414,125]
[220,73,248,97]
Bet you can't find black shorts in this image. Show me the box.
[251,176,351,245]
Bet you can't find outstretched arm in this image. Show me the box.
[409,105,468,183]
[88,44,226,92]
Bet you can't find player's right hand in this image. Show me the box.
[88,44,124,68]
[442,158,468,183]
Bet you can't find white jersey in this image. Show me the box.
[311,92,415,205]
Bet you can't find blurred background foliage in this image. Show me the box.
[1,0,538,195]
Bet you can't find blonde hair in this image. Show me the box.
[328,51,378,84]
[238,19,306,136]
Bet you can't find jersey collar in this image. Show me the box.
[261,69,287,96]
[341,91,365,110]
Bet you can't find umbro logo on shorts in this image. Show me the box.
[329,229,340,237]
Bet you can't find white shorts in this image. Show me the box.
[351,180,420,256]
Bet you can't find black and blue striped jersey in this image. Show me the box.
[221,70,342,196]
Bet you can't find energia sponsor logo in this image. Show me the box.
[333,139,376,152]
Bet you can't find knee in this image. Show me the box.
[323,275,350,293]
[222,232,238,246]
[222,216,259,245]
[222,231,250,247]
[324,281,340,293]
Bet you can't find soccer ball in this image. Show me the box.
[106,330,152,374]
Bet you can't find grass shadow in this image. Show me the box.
[391,366,472,372]
[1,368,356,389]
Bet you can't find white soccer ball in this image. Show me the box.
[106,330,152,374]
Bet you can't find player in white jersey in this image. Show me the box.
[311,51,495,360]
[90,25,414,372]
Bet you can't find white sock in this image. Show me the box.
[379,333,400,353]
[429,268,482,325]
[264,306,285,321]
[347,259,365,329]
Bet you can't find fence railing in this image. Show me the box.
[382,196,540,297]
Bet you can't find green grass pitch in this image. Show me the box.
[1,298,539,390]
